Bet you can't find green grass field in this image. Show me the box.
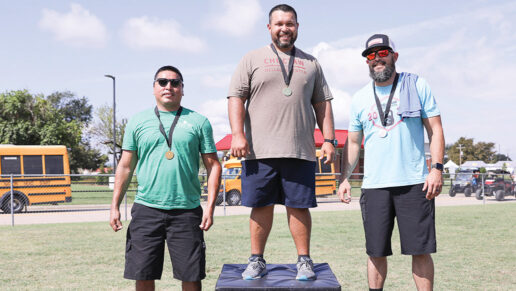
[1,203,514,290]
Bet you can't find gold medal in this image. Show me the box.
[165,151,175,160]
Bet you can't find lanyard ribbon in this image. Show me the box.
[373,73,399,127]
[270,44,296,87]
[154,106,183,150]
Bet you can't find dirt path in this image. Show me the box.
[1,194,515,226]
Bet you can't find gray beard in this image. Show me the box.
[369,63,395,83]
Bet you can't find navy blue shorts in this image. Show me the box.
[241,158,316,208]
[360,183,436,257]
[124,203,206,281]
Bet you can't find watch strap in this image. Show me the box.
[324,139,338,147]
[431,163,444,171]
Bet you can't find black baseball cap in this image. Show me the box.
[362,34,396,57]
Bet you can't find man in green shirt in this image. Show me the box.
[110,65,221,291]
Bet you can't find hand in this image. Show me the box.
[109,207,123,232]
[423,169,443,200]
[230,134,249,158]
[337,179,352,204]
[320,142,335,164]
[199,213,213,231]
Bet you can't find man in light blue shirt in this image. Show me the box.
[338,34,445,291]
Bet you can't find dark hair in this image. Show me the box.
[269,4,297,23]
[154,65,183,82]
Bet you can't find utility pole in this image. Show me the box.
[104,75,117,173]
[458,144,463,166]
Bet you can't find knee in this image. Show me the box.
[369,256,387,263]
[412,254,432,263]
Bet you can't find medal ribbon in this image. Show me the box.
[154,106,183,151]
[270,43,296,87]
[373,73,399,127]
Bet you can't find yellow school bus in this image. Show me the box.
[315,149,337,196]
[0,145,72,213]
[211,152,337,206]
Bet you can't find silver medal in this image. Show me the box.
[378,129,388,138]
[283,87,292,96]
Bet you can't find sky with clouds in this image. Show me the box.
[1,0,515,160]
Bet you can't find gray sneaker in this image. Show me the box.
[242,256,267,280]
[296,257,316,281]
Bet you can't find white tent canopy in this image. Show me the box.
[444,160,459,173]
[461,161,487,169]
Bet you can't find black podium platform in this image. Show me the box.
[215,263,341,291]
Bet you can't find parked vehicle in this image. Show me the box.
[475,173,515,201]
[0,145,72,213]
[449,172,478,197]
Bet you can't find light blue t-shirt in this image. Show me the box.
[348,76,440,188]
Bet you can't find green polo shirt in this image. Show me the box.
[122,107,216,209]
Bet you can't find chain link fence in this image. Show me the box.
[1,172,514,226]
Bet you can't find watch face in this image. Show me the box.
[433,163,443,170]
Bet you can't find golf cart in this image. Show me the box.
[475,171,515,201]
[449,171,478,197]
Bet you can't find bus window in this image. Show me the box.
[45,155,64,174]
[1,156,21,175]
[23,155,43,174]
[320,156,332,173]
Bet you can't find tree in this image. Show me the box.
[0,90,105,172]
[88,105,127,163]
[446,137,497,165]
[494,153,512,162]
[47,91,93,125]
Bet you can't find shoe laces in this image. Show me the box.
[297,259,313,270]
[249,259,265,270]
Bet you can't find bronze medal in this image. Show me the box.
[155,106,183,161]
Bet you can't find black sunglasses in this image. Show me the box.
[155,78,182,88]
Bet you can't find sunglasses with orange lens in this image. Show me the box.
[366,49,391,61]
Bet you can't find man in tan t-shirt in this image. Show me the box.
[227,4,337,281]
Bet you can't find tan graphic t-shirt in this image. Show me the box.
[228,45,333,161]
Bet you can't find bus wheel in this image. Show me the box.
[1,191,27,213]
[215,193,224,206]
[227,190,241,206]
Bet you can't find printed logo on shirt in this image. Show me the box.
[367,96,403,132]
[263,57,307,74]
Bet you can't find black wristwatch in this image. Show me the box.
[324,139,338,147]
[431,163,444,171]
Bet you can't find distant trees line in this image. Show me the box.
[0,90,126,173]
[446,137,511,165]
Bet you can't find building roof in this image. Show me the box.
[215,129,350,151]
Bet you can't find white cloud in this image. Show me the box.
[39,3,107,47]
[331,87,353,130]
[202,74,232,89]
[198,99,230,142]
[121,16,206,53]
[312,42,369,93]
[310,1,516,157]
[205,0,263,37]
